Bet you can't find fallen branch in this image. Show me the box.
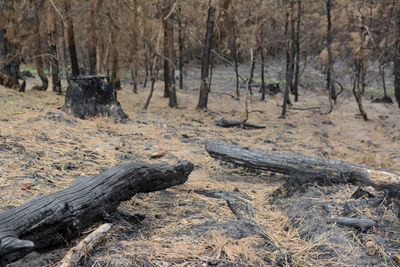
[327,216,376,231]
[59,223,113,267]
[205,141,400,192]
[0,160,194,265]
[215,119,266,129]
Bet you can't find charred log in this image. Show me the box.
[0,160,194,265]
[205,141,400,192]
[215,119,266,129]
[62,75,128,121]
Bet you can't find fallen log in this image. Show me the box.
[59,223,112,267]
[215,119,266,129]
[0,160,193,265]
[327,216,376,231]
[205,141,400,191]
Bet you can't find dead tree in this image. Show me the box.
[64,0,79,76]
[292,0,301,102]
[109,7,121,90]
[197,1,215,109]
[353,23,368,121]
[326,0,336,103]
[32,1,49,91]
[46,1,62,94]
[205,141,400,192]
[177,1,184,90]
[395,6,400,108]
[0,160,194,265]
[88,0,99,75]
[162,0,178,107]
[280,3,293,118]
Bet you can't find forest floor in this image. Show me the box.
[1,64,400,266]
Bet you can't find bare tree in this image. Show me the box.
[46,1,61,94]
[197,0,215,110]
[395,4,400,108]
[326,0,336,104]
[32,0,48,91]
[64,0,79,76]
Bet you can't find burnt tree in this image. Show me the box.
[64,0,79,76]
[326,0,336,103]
[47,1,61,94]
[162,0,177,107]
[177,1,184,90]
[32,1,48,91]
[109,7,121,90]
[88,0,99,75]
[197,2,215,110]
[62,76,127,121]
[0,160,194,265]
[281,3,292,118]
[395,5,400,108]
[292,0,301,102]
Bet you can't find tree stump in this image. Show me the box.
[62,76,128,121]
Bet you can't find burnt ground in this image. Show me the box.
[1,62,400,266]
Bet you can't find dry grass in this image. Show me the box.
[1,76,400,266]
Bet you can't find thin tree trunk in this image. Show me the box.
[233,25,240,98]
[260,41,266,100]
[326,0,336,103]
[47,1,61,94]
[289,1,296,96]
[162,0,177,107]
[89,0,98,75]
[61,21,68,78]
[281,3,292,118]
[32,2,48,91]
[177,2,184,90]
[131,70,137,93]
[197,3,215,110]
[354,60,368,121]
[379,65,387,98]
[395,5,400,108]
[64,0,79,76]
[293,0,301,102]
[248,49,256,96]
[110,7,121,90]
[208,54,214,92]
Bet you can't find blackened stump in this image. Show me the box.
[62,76,128,121]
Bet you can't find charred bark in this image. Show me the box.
[197,4,215,109]
[395,7,400,108]
[0,160,194,265]
[326,0,336,103]
[64,0,79,76]
[88,0,99,75]
[205,141,400,192]
[32,2,48,91]
[177,3,184,90]
[47,1,61,94]
[292,0,301,102]
[62,75,127,121]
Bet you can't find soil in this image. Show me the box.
[1,63,400,266]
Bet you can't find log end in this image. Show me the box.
[0,236,35,255]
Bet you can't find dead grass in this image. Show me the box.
[1,75,400,266]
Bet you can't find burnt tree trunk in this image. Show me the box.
[89,0,99,75]
[177,3,184,90]
[205,141,400,192]
[197,3,215,110]
[0,28,24,91]
[292,0,301,102]
[281,4,292,118]
[162,0,177,107]
[0,160,194,265]
[62,76,127,121]
[47,1,62,94]
[395,7,400,108]
[32,2,49,91]
[64,0,79,76]
[326,0,336,103]
[110,8,121,91]
[233,20,240,98]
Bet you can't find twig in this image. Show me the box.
[59,223,112,267]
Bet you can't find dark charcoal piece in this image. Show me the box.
[259,83,281,96]
[372,96,393,104]
[62,75,128,121]
[215,119,266,129]
[0,160,194,265]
